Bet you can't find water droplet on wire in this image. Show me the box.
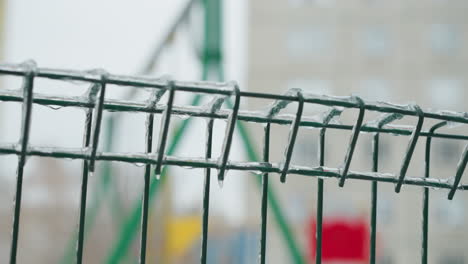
[176,114,190,121]
[218,178,224,188]
[447,121,462,129]
[45,105,63,110]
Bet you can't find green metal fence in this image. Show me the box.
[1,61,468,264]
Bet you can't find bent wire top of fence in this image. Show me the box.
[2,61,468,264]
[1,61,468,189]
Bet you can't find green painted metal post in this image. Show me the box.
[104,0,305,263]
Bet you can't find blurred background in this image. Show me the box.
[0,0,468,263]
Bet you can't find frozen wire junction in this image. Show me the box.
[1,61,468,263]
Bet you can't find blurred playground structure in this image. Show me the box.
[1,1,468,264]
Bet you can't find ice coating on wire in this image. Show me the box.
[264,88,302,118]
[76,82,101,263]
[0,62,467,120]
[139,80,169,262]
[146,76,170,110]
[366,113,404,128]
[395,104,425,193]
[0,62,467,197]
[87,69,109,173]
[339,96,366,187]
[0,143,466,191]
[205,95,227,113]
[280,89,304,183]
[154,79,176,179]
[448,144,468,200]
[217,82,240,184]
[10,60,37,263]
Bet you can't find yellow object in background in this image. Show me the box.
[166,215,202,259]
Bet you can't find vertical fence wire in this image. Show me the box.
[140,86,167,263]
[316,108,342,264]
[422,122,447,264]
[76,109,92,264]
[75,78,106,261]
[201,111,214,263]
[316,128,325,264]
[395,105,424,193]
[422,148,429,264]
[339,96,365,187]
[369,113,403,264]
[259,123,270,264]
[140,112,154,264]
[88,80,107,174]
[370,132,379,264]
[422,128,432,264]
[217,84,240,184]
[279,92,304,183]
[76,84,100,263]
[200,96,226,263]
[155,82,175,177]
[448,144,468,200]
[10,66,35,264]
[3,63,468,264]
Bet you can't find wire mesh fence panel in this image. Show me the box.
[1,61,468,264]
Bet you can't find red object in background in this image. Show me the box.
[309,217,369,262]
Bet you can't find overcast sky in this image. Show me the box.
[1,0,249,224]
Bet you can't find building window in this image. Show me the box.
[288,0,335,7]
[287,79,333,111]
[378,254,394,264]
[435,197,464,227]
[361,26,390,57]
[358,79,391,101]
[377,196,394,225]
[363,136,391,169]
[292,136,318,166]
[287,79,332,94]
[434,140,461,164]
[286,28,333,59]
[430,24,459,55]
[438,255,465,264]
[288,0,309,6]
[362,0,384,5]
[428,79,463,109]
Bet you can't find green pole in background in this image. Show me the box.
[104,0,305,262]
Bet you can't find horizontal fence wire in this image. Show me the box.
[2,61,468,263]
[0,62,467,192]
[0,144,466,190]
